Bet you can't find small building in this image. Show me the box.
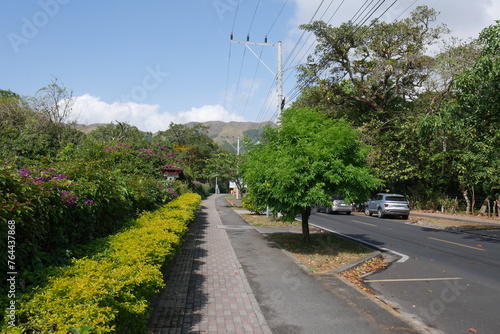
[159,164,185,181]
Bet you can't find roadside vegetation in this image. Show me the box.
[2,194,201,334]
[241,212,374,272]
[241,6,500,238]
[237,209,389,294]
[1,4,499,332]
[0,83,222,330]
[410,216,500,231]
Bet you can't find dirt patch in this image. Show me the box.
[266,233,373,273]
[409,216,500,230]
[241,213,301,227]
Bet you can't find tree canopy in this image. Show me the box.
[298,6,449,124]
[242,107,380,241]
[293,8,499,213]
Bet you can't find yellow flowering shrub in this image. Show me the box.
[4,193,201,334]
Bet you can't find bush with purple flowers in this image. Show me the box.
[0,160,179,282]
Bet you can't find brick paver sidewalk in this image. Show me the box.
[148,196,271,334]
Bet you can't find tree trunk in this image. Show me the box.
[497,196,500,218]
[301,206,311,243]
[471,187,475,215]
[463,190,471,215]
[478,196,490,216]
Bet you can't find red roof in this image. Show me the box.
[159,164,184,174]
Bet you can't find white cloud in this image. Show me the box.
[73,94,244,133]
[177,105,245,124]
[485,0,500,26]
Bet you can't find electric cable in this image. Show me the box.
[241,47,265,118]
[230,46,248,119]
[351,0,388,36]
[248,0,262,34]
[285,0,410,106]
[266,0,289,36]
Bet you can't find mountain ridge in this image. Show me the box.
[73,120,275,145]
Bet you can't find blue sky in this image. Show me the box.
[1,0,498,132]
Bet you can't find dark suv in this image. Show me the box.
[365,193,410,219]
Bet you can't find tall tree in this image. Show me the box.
[0,89,83,164]
[29,78,82,150]
[242,107,380,242]
[298,5,449,126]
[295,6,490,206]
[203,152,244,193]
[447,21,500,214]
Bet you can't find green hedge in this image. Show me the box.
[2,193,201,334]
[0,162,179,277]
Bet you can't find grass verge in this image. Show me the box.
[410,216,500,230]
[240,213,387,287]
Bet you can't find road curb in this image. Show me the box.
[309,222,410,263]
[331,251,382,274]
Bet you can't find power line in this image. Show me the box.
[283,0,327,68]
[230,0,241,32]
[248,0,262,34]
[285,0,411,106]
[229,0,262,119]
[350,0,388,36]
[350,0,377,26]
[326,0,345,24]
[351,0,399,39]
[227,0,412,126]
[230,46,248,118]
[282,0,346,89]
[241,46,265,118]
[266,0,289,36]
[228,0,322,124]
[224,1,242,120]
[228,0,283,121]
[394,0,418,20]
[223,43,233,113]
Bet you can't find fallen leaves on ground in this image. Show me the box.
[339,257,390,295]
[239,210,389,293]
[267,233,372,273]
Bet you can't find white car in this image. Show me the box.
[317,199,352,215]
[365,193,410,219]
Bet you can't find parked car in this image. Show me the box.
[317,199,352,215]
[365,193,410,219]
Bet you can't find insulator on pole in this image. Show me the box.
[265,36,268,43]
[246,34,250,41]
[230,33,233,40]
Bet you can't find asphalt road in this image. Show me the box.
[217,196,420,334]
[309,211,500,334]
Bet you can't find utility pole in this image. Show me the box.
[221,136,241,199]
[230,34,284,114]
[221,136,240,155]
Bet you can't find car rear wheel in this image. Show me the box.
[402,214,409,220]
[378,208,385,218]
